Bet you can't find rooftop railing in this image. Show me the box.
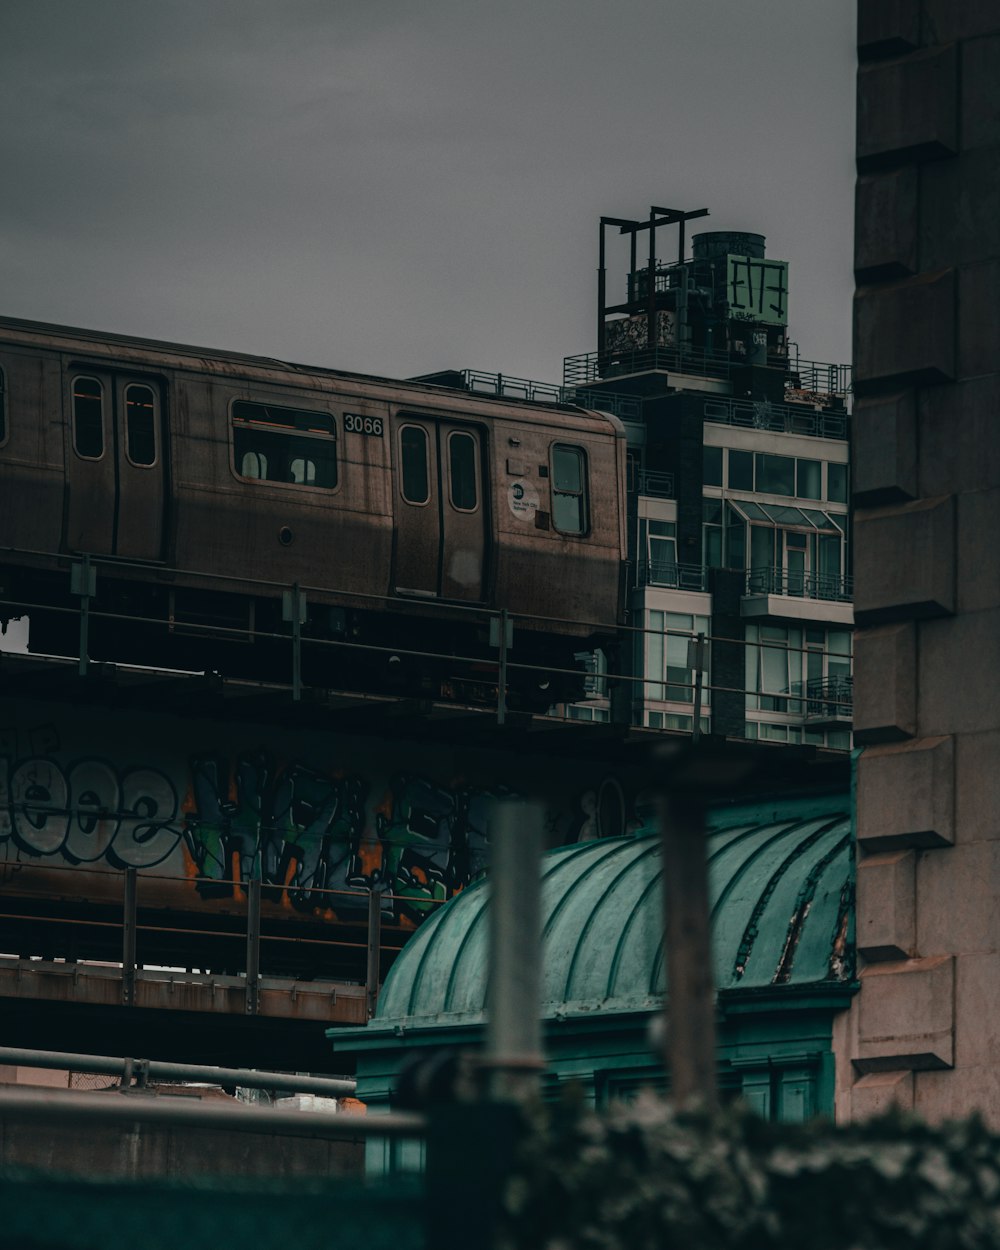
[786,347,853,398]
[563,346,853,403]
[459,369,643,421]
[563,346,735,388]
[703,396,848,440]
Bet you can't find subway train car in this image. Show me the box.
[0,316,627,706]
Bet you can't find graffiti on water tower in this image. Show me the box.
[0,720,654,926]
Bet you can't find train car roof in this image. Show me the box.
[0,314,623,432]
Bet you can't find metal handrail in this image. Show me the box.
[564,345,852,399]
[0,1046,355,1097]
[637,470,675,498]
[746,566,853,603]
[0,1087,425,1140]
[703,397,849,441]
[786,347,853,397]
[563,346,734,387]
[459,370,644,421]
[636,560,706,591]
[805,675,854,717]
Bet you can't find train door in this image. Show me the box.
[65,372,167,561]
[392,414,488,601]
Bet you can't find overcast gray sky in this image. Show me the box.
[0,1,854,384]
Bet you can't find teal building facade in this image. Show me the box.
[330,796,856,1168]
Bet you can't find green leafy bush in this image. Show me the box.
[500,1091,1000,1249]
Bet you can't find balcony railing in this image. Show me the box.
[637,560,707,591]
[703,397,848,441]
[805,675,854,720]
[746,566,853,603]
[637,470,675,498]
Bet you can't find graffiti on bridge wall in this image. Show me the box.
[0,731,652,925]
[0,753,183,869]
[183,755,508,921]
[0,746,510,923]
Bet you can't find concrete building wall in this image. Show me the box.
[842,0,1000,1124]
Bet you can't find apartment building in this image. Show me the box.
[563,214,852,746]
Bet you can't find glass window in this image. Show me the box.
[827,462,848,503]
[232,400,334,436]
[290,457,316,485]
[663,612,710,707]
[241,451,268,478]
[73,376,104,459]
[551,445,587,535]
[796,458,821,500]
[233,400,337,489]
[0,366,6,443]
[703,445,723,486]
[728,449,753,491]
[750,525,774,572]
[755,452,795,496]
[400,426,429,503]
[448,431,478,511]
[703,499,723,568]
[646,609,665,700]
[726,504,746,570]
[125,384,156,466]
[646,520,677,585]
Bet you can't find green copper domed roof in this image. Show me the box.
[375,808,852,1025]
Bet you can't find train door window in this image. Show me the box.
[551,444,588,535]
[448,430,478,511]
[400,425,430,504]
[232,400,338,489]
[72,376,104,459]
[124,383,157,466]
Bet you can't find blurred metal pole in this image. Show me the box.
[660,791,717,1108]
[366,885,383,1019]
[484,798,545,1101]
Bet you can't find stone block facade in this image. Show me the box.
[846,1,1000,1126]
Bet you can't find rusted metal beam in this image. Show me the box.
[245,876,261,1016]
[365,886,382,1019]
[122,867,137,1007]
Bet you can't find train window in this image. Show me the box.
[290,457,316,485]
[73,376,104,459]
[400,425,429,504]
[241,451,268,478]
[125,383,157,466]
[448,431,478,511]
[551,444,588,535]
[232,400,337,489]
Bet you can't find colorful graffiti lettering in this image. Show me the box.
[0,740,644,925]
[183,753,369,914]
[376,776,507,922]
